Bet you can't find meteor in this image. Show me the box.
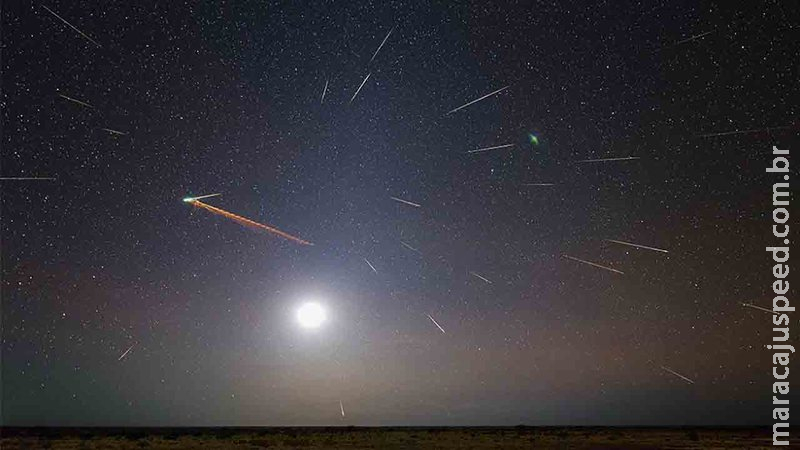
[186,199,313,246]
[118,344,134,361]
[41,5,102,48]
[1,177,56,181]
[575,156,640,163]
[672,29,715,45]
[321,79,328,104]
[370,26,395,63]
[350,73,371,103]
[363,258,378,274]
[563,255,624,274]
[446,85,509,115]
[427,314,446,334]
[467,143,515,154]
[58,93,93,109]
[742,302,779,315]
[400,240,420,253]
[445,84,511,116]
[522,183,554,187]
[340,400,346,417]
[100,127,127,136]
[182,193,222,202]
[469,271,492,284]
[605,239,669,254]
[696,126,792,138]
[390,196,421,208]
[661,366,695,385]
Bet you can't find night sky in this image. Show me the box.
[1,1,797,426]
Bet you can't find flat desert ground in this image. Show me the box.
[0,426,778,449]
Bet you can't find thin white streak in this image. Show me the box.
[427,314,446,334]
[446,85,509,115]
[575,156,640,163]
[563,255,624,274]
[390,196,421,208]
[467,143,515,154]
[742,303,779,315]
[349,73,371,103]
[41,5,101,47]
[469,271,492,284]
[605,239,668,254]
[661,366,695,384]
[370,26,395,63]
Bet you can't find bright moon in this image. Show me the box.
[296,302,326,329]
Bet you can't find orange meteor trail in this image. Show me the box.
[188,200,313,246]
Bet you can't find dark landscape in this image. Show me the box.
[0,426,779,449]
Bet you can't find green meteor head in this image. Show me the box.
[528,134,540,146]
[182,197,194,203]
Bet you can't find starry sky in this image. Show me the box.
[1,1,798,426]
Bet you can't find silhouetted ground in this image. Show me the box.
[0,426,777,449]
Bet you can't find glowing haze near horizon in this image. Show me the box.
[1,1,797,426]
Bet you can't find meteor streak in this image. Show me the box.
[742,302,779,315]
[661,366,695,384]
[41,5,102,48]
[186,199,313,246]
[605,239,669,254]
[427,314,446,334]
[400,240,419,253]
[321,79,328,104]
[370,26,395,63]
[467,143,515,154]
[340,400,346,417]
[364,258,378,274]
[58,93,93,109]
[1,177,56,181]
[522,183,554,186]
[100,127,127,136]
[696,126,792,138]
[182,193,222,202]
[118,344,134,361]
[672,29,715,45]
[350,73,371,103]
[469,271,492,284]
[575,156,640,163]
[390,196,421,208]
[563,255,624,274]
[447,85,509,115]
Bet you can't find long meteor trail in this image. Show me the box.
[41,5,102,48]
[183,193,221,202]
[364,258,378,274]
[672,30,715,46]
[563,255,624,274]
[321,79,328,104]
[575,156,640,163]
[742,302,779,315]
[58,93,93,109]
[696,126,793,138]
[370,26,395,63]
[350,73,371,103]
[118,344,134,361]
[427,314,446,334]
[605,239,669,254]
[447,85,509,115]
[467,143,515,154]
[470,271,492,284]
[1,177,56,181]
[661,366,695,385]
[100,128,127,136]
[186,199,313,246]
[390,196,421,208]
